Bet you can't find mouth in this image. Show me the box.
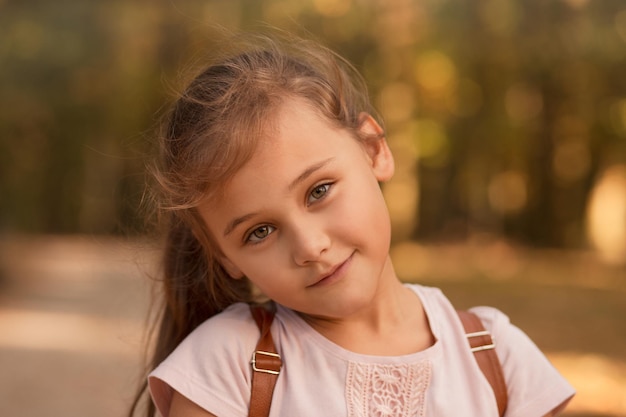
[307,252,354,288]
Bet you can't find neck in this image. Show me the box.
[300,258,434,355]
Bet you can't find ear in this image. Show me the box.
[357,113,395,182]
[219,255,244,280]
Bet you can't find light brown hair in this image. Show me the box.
[129,31,382,416]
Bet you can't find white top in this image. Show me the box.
[149,284,574,417]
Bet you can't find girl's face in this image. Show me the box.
[200,98,396,320]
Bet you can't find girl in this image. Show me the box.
[131,33,574,417]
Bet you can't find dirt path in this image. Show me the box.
[0,235,624,416]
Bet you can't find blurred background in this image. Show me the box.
[0,0,624,416]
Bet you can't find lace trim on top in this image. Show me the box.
[346,360,432,417]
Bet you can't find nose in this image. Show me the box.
[290,220,331,266]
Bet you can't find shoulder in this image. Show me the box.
[467,305,511,334]
[176,303,260,358]
[467,307,575,416]
[149,303,260,417]
[404,283,448,304]
[406,284,575,414]
[406,283,511,334]
[196,302,259,338]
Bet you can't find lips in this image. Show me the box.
[307,252,354,288]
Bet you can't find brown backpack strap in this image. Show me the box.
[457,310,508,417]
[248,304,282,417]
[246,305,506,416]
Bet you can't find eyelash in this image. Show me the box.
[244,182,334,244]
[307,182,333,205]
[245,225,276,244]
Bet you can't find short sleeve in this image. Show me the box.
[470,306,575,417]
[148,303,260,417]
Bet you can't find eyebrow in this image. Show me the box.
[222,157,335,237]
[223,212,259,237]
[288,157,334,192]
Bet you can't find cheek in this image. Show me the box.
[224,246,289,284]
[335,180,390,235]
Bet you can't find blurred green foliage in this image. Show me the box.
[1,0,625,250]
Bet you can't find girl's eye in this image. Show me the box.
[307,183,331,204]
[246,225,275,243]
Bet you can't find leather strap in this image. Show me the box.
[248,304,282,417]
[247,305,507,417]
[457,310,508,417]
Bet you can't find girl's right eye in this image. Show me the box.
[245,225,275,244]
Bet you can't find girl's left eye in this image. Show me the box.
[307,183,332,205]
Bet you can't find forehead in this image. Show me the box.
[206,98,362,202]
[245,99,356,171]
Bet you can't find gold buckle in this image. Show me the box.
[251,350,281,375]
[466,330,496,352]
